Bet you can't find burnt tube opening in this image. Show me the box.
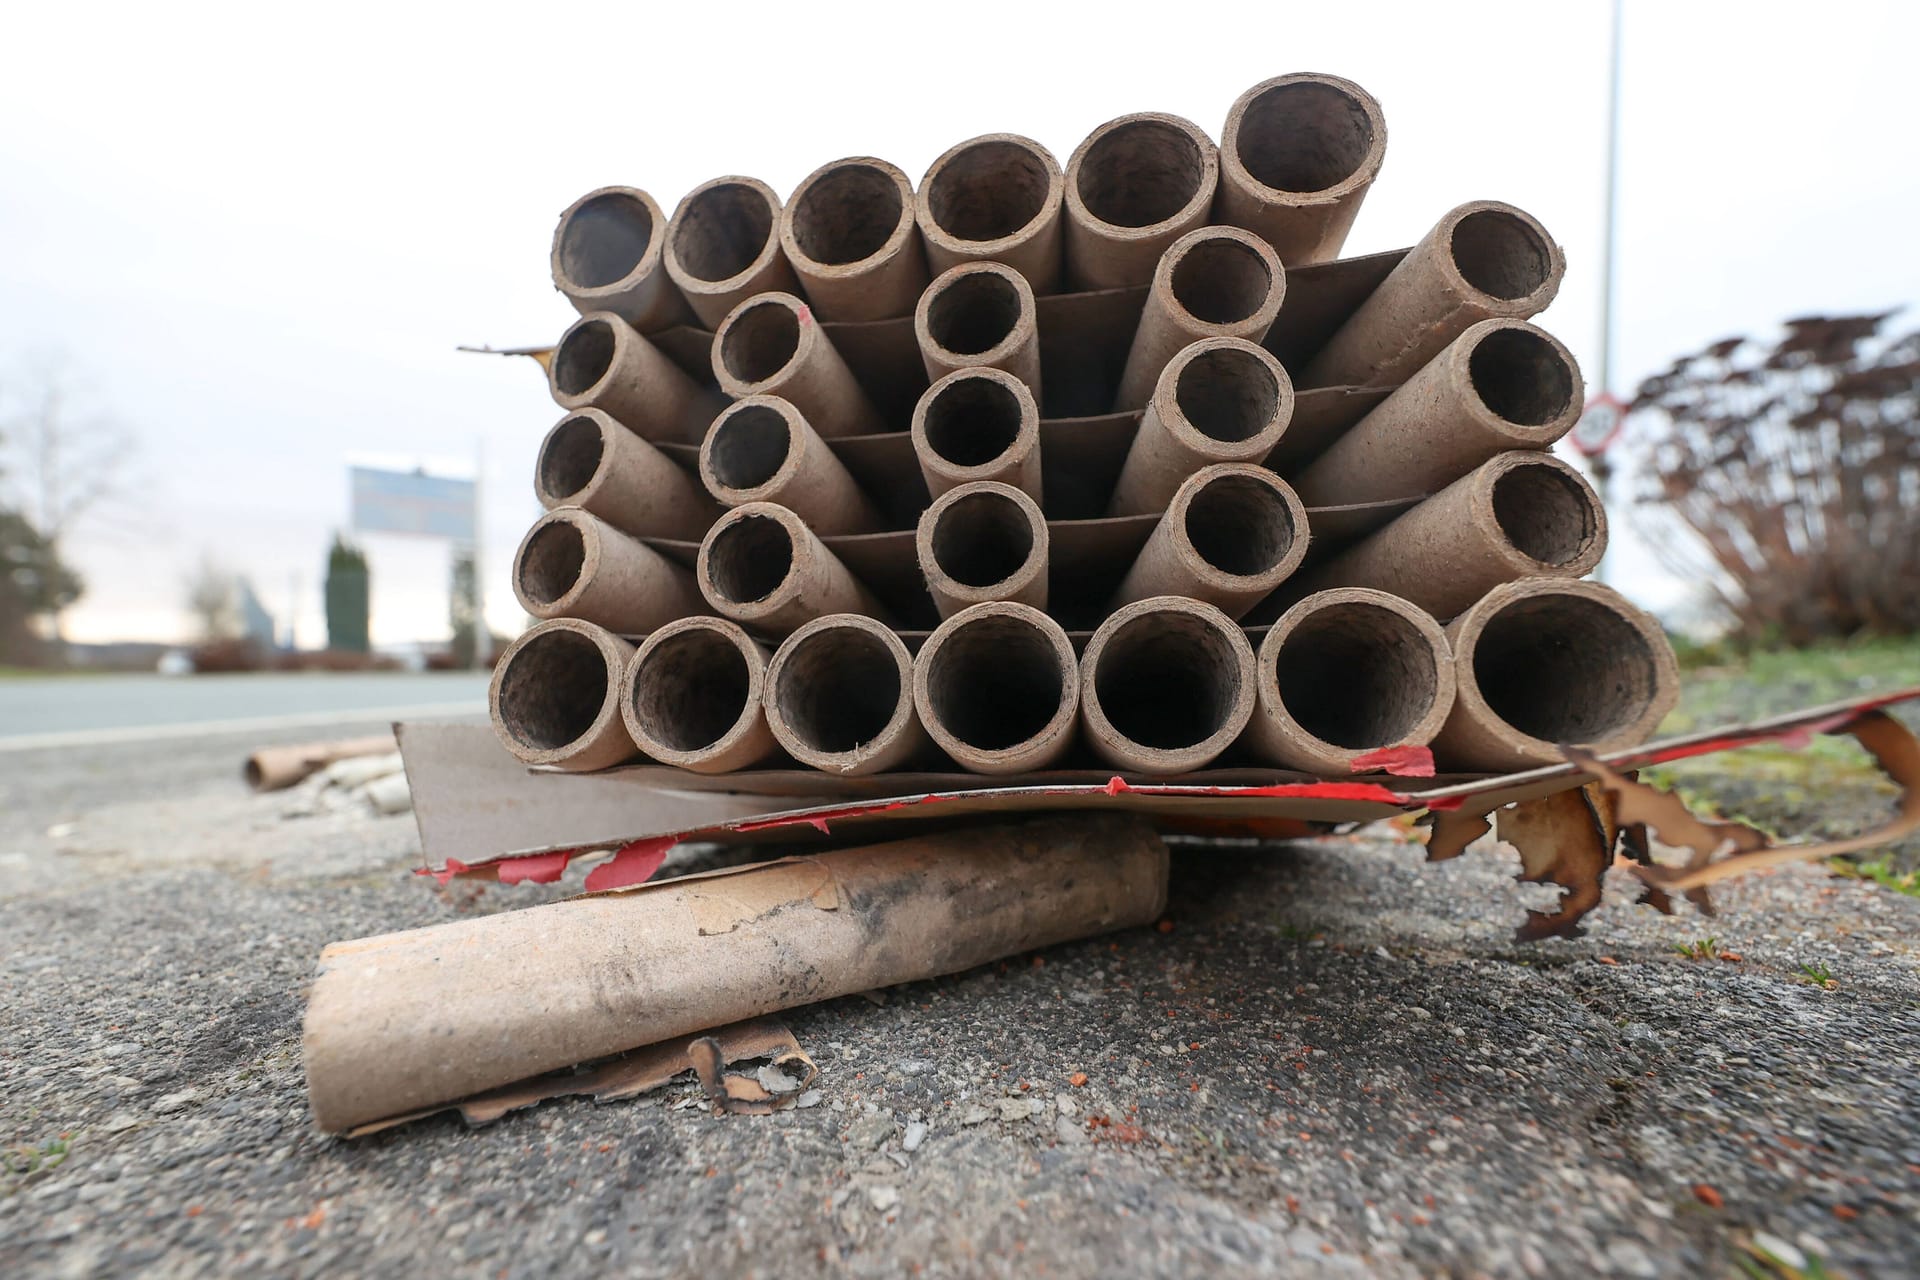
[538,415,605,502]
[1274,604,1437,749]
[1492,464,1595,565]
[1174,347,1280,442]
[706,404,792,492]
[632,628,751,752]
[497,629,608,751]
[924,376,1024,467]
[1472,597,1659,742]
[553,319,616,396]
[1077,120,1207,227]
[1450,210,1553,300]
[1094,614,1243,750]
[925,617,1066,750]
[519,519,586,607]
[1170,237,1274,324]
[720,300,801,385]
[926,271,1022,356]
[928,140,1050,242]
[1236,81,1377,194]
[1468,328,1574,426]
[772,628,902,754]
[559,192,654,288]
[706,514,794,604]
[1184,474,1297,577]
[931,491,1034,588]
[791,164,903,265]
[672,182,776,283]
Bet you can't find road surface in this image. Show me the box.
[0,672,489,746]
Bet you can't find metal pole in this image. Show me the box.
[471,437,487,670]
[1592,0,1623,584]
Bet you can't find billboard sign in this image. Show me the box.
[350,465,477,543]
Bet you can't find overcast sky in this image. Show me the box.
[3,0,1916,647]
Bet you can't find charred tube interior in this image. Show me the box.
[918,481,1048,616]
[780,157,926,321]
[1450,206,1559,305]
[915,602,1077,773]
[489,619,636,771]
[550,186,687,330]
[701,508,797,611]
[623,617,773,772]
[912,366,1040,497]
[1465,588,1672,752]
[921,264,1029,365]
[917,134,1064,289]
[1253,590,1451,772]
[1082,600,1255,774]
[1169,233,1280,327]
[664,176,795,326]
[1217,74,1385,263]
[765,616,921,774]
[717,295,803,387]
[1065,113,1218,289]
[514,513,589,613]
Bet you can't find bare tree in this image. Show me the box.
[183,554,242,642]
[1625,312,1920,643]
[0,354,139,645]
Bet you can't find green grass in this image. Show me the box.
[1828,854,1920,898]
[1795,961,1837,988]
[1674,936,1721,961]
[1663,632,1920,734]
[2,1136,70,1195]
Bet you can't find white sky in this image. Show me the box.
[3,0,1916,646]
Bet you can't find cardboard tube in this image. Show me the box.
[536,407,721,539]
[764,613,926,775]
[1113,226,1285,412]
[1108,337,1294,515]
[663,176,801,329]
[548,311,725,445]
[488,618,640,772]
[712,292,884,436]
[550,186,694,332]
[1294,452,1606,620]
[1301,201,1565,389]
[621,616,778,774]
[916,481,1048,618]
[244,734,394,792]
[913,601,1079,774]
[1433,578,1681,772]
[699,396,883,534]
[1112,464,1307,618]
[910,367,1042,501]
[779,157,928,322]
[697,502,890,637]
[916,133,1065,293]
[512,506,705,635]
[1215,74,1386,266]
[303,814,1169,1133]
[1080,596,1256,775]
[1244,588,1454,775]
[1293,319,1583,506]
[913,261,1041,400]
[1064,112,1218,291]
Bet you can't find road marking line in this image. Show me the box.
[0,702,485,752]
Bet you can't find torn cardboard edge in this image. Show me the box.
[344,1016,816,1137]
[402,688,1920,889]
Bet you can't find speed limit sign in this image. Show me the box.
[1569,392,1627,457]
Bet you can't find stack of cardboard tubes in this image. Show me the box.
[497,70,1681,785]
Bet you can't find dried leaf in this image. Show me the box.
[1423,808,1491,862]
[1495,784,1620,941]
[1566,710,1920,893]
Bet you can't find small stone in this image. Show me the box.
[101,1113,140,1134]
[960,1104,990,1126]
[866,1185,899,1212]
[1055,1116,1088,1146]
[902,1121,929,1152]
[1604,1240,1657,1278]
[756,1063,802,1095]
[847,1113,894,1150]
[896,1058,935,1077]
[1056,1097,1077,1118]
[152,1089,200,1115]
[795,1090,824,1109]
[997,1097,1032,1122]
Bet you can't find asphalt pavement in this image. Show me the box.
[2,722,1918,1277]
[0,672,489,745]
